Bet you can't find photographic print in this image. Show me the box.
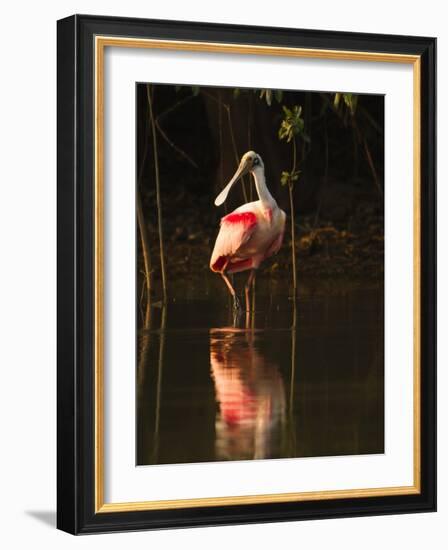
[57,16,436,533]
[136,83,384,466]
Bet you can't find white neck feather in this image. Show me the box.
[252,166,275,205]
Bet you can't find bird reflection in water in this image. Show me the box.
[210,328,287,461]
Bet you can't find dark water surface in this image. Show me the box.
[137,282,384,465]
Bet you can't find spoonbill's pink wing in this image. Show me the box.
[210,212,258,272]
[264,229,285,259]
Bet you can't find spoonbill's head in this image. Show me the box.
[214,151,264,206]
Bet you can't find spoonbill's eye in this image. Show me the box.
[253,157,259,165]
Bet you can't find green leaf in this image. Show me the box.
[191,85,200,96]
[275,89,283,103]
[260,89,273,106]
[281,169,301,188]
[280,171,290,186]
[279,103,309,144]
[337,92,358,116]
[334,92,341,108]
[342,93,352,106]
[233,88,241,99]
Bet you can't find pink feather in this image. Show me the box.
[210,212,257,272]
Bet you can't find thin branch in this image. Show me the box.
[289,139,298,294]
[226,104,248,203]
[201,89,220,106]
[157,94,195,122]
[146,84,168,302]
[353,121,384,199]
[202,90,249,203]
[152,305,167,463]
[320,92,384,198]
[137,189,152,298]
[139,269,147,317]
[288,300,298,456]
[137,103,152,302]
[155,118,199,169]
[136,300,152,390]
[360,105,384,135]
[218,91,227,215]
[289,300,297,413]
[248,94,254,202]
[152,93,199,169]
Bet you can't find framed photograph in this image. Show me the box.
[57,14,436,534]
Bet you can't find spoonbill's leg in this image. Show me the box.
[221,272,241,310]
[244,269,256,312]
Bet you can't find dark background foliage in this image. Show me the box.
[136,83,384,294]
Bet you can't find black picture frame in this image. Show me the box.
[57,14,436,534]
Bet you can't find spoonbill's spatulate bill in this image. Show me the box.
[210,151,286,311]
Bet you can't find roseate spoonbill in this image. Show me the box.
[210,151,286,311]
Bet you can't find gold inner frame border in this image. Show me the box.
[94,35,421,513]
